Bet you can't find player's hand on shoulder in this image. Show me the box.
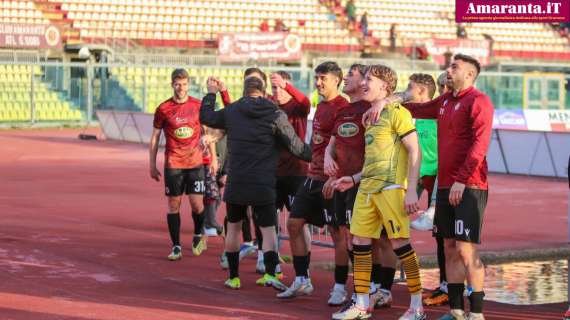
[362,98,389,126]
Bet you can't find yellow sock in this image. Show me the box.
[395,244,422,295]
[353,244,372,294]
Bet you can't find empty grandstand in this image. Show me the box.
[0,0,569,124]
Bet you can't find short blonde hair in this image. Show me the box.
[367,65,397,95]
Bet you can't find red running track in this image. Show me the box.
[0,128,567,320]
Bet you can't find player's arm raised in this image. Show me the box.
[280,77,311,116]
[200,77,227,129]
[218,79,232,107]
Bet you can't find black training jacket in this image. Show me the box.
[200,93,311,205]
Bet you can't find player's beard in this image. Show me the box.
[343,83,356,95]
[174,90,187,101]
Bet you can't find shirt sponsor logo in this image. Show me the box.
[312,132,324,144]
[365,134,374,145]
[174,126,194,139]
[337,122,359,138]
[175,117,189,124]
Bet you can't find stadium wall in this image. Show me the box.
[96,110,570,179]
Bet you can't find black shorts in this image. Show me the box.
[334,185,358,226]
[226,203,277,228]
[276,176,306,211]
[434,188,488,244]
[164,167,205,197]
[289,178,335,227]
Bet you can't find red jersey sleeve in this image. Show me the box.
[220,90,232,107]
[153,107,165,129]
[455,95,494,184]
[284,83,310,116]
[403,93,447,119]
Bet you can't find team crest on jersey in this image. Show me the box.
[312,132,324,144]
[454,103,461,111]
[337,122,359,138]
[365,134,374,145]
[174,126,194,139]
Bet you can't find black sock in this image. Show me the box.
[469,291,485,313]
[448,283,466,310]
[167,213,181,247]
[379,266,396,291]
[264,251,279,276]
[255,224,263,250]
[335,265,349,285]
[436,236,446,283]
[242,215,253,243]
[192,211,205,235]
[227,251,239,279]
[371,263,382,286]
[293,255,309,277]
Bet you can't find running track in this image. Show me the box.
[0,128,567,320]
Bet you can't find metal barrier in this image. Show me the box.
[2,61,569,125]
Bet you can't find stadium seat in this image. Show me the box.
[0,63,84,122]
[356,0,567,55]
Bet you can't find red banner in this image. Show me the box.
[218,32,302,62]
[425,38,491,66]
[456,0,569,23]
[0,24,61,49]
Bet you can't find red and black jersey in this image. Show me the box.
[220,90,232,107]
[153,97,203,169]
[308,95,350,181]
[404,86,494,190]
[276,83,310,177]
[332,100,371,177]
